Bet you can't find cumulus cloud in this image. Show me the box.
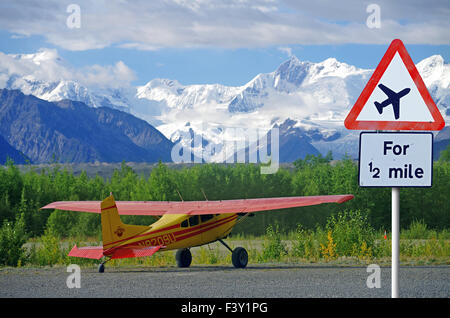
[0,0,449,51]
[0,48,136,89]
[82,61,136,88]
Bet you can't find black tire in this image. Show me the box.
[176,248,192,268]
[232,247,248,268]
[98,263,105,273]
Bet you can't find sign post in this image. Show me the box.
[391,187,399,298]
[344,39,445,298]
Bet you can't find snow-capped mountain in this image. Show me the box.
[6,76,134,113]
[0,49,136,113]
[136,54,448,160]
[228,56,370,114]
[1,49,448,162]
[417,55,450,115]
[131,56,373,160]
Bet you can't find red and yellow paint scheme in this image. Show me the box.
[41,193,353,271]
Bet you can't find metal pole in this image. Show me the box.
[392,187,400,298]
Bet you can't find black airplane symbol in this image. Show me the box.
[374,83,411,120]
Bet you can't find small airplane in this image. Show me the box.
[41,193,354,272]
[374,83,411,120]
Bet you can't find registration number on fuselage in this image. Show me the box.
[138,233,176,247]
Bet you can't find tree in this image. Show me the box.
[0,213,28,266]
[293,151,333,170]
[439,145,450,162]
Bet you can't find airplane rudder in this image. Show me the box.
[100,194,125,247]
[100,194,149,248]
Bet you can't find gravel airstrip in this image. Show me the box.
[0,264,448,298]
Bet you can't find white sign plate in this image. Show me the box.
[359,132,433,187]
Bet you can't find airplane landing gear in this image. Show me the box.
[231,247,248,268]
[98,257,111,273]
[176,248,192,268]
[218,239,248,268]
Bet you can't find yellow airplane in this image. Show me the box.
[41,193,353,272]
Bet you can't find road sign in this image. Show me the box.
[345,39,445,131]
[359,132,433,187]
[344,39,445,299]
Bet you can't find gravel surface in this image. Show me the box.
[0,264,448,298]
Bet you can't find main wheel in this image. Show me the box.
[98,263,105,273]
[176,248,192,268]
[232,247,248,268]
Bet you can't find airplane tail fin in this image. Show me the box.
[374,101,383,114]
[100,194,149,250]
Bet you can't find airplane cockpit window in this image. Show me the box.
[188,215,199,227]
[181,219,188,227]
[200,214,213,223]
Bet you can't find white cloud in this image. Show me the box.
[0,0,449,51]
[278,47,293,57]
[0,48,136,89]
[82,61,136,88]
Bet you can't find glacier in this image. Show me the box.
[0,49,448,161]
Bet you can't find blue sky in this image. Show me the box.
[0,1,449,87]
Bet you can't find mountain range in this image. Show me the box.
[0,49,448,163]
[0,89,173,164]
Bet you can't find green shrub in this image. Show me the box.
[196,246,222,265]
[31,228,65,266]
[402,219,433,239]
[259,224,287,261]
[292,225,320,260]
[325,209,376,258]
[46,210,78,238]
[438,229,450,240]
[0,213,28,266]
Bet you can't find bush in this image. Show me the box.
[292,225,320,260]
[45,210,78,238]
[325,209,376,258]
[402,219,434,239]
[320,230,337,260]
[0,213,28,266]
[30,228,66,266]
[259,224,287,261]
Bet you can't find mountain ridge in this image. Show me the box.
[1,50,448,161]
[0,89,174,164]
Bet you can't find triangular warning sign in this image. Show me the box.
[345,39,445,131]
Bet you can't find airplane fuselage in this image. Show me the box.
[103,213,238,255]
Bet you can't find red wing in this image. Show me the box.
[41,194,353,216]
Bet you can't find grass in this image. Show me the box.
[16,234,450,268]
[4,212,450,268]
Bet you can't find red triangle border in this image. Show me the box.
[344,39,445,131]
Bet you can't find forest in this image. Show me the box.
[0,148,448,241]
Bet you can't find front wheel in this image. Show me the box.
[176,248,192,268]
[232,247,248,268]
